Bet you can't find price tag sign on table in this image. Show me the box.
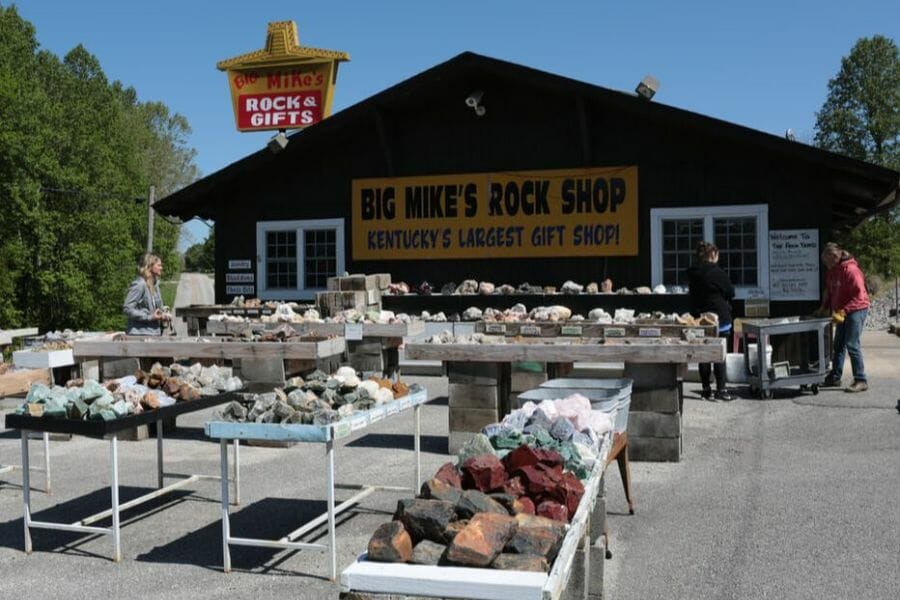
[345,323,364,341]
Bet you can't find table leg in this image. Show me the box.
[232,439,240,506]
[326,438,336,581]
[156,419,164,489]
[414,404,421,492]
[21,431,32,554]
[110,435,121,562]
[42,432,51,495]
[220,439,232,573]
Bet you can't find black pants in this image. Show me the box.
[699,329,730,391]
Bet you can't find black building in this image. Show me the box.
[157,52,899,317]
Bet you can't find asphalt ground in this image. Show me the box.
[1,332,898,599]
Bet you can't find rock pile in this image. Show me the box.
[16,362,240,421]
[217,366,415,425]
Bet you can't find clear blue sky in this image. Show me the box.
[13,1,900,250]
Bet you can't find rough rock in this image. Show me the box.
[504,445,543,472]
[517,464,563,496]
[536,500,569,523]
[478,281,496,295]
[501,475,527,498]
[552,472,585,516]
[456,434,495,465]
[456,489,510,519]
[517,496,536,515]
[492,553,550,572]
[411,540,446,565]
[420,478,463,504]
[445,512,518,567]
[505,515,566,560]
[443,519,468,542]
[586,282,599,294]
[394,499,457,544]
[434,462,463,488]
[462,454,508,492]
[367,521,413,563]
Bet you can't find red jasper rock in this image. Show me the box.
[516,496,536,515]
[434,462,462,488]
[553,472,585,516]
[462,454,508,492]
[503,445,542,472]
[533,448,565,468]
[501,475,526,498]
[517,464,561,496]
[536,500,569,523]
[420,478,463,505]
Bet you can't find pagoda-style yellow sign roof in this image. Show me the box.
[216,21,349,70]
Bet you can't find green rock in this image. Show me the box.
[98,409,117,421]
[491,430,527,450]
[25,384,51,404]
[67,398,90,420]
[456,433,495,465]
[111,400,130,418]
[80,380,106,402]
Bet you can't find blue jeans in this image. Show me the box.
[830,308,867,383]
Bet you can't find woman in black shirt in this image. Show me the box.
[686,241,735,401]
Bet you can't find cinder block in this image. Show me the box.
[348,340,383,356]
[349,354,384,373]
[373,273,392,290]
[447,362,501,385]
[448,383,499,409]
[510,370,548,392]
[627,411,682,438]
[449,407,498,432]
[630,387,680,413]
[628,435,682,462]
[116,425,150,441]
[587,537,606,600]
[624,363,678,388]
[341,275,378,291]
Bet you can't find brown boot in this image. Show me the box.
[844,381,868,393]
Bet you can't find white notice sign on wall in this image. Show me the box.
[769,229,820,301]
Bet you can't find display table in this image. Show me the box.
[73,335,346,383]
[205,321,425,376]
[175,304,278,336]
[406,337,726,461]
[340,435,611,600]
[205,386,428,580]
[5,393,242,562]
[0,327,39,348]
[741,317,831,398]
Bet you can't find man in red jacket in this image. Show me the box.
[820,242,870,392]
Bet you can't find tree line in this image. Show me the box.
[0,6,199,330]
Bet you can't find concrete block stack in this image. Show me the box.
[447,362,508,454]
[623,364,682,462]
[317,273,391,317]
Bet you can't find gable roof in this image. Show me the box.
[156,51,899,227]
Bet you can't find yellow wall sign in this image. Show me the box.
[352,166,639,260]
[216,21,349,132]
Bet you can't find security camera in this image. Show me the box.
[635,75,659,100]
[465,90,483,108]
[267,131,288,153]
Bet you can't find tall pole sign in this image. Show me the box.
[217,21,349,132]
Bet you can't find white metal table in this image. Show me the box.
[205,386,428,580]
[5,393,242,562]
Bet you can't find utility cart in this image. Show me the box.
[741,317,831,399]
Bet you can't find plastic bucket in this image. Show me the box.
[538,378,632,433]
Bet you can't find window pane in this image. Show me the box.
[660,219,703,287]
[304,228,339,289]
[713,217,756,287]
[265,230,297,289]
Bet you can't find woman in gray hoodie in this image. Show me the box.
[123,253,168,335]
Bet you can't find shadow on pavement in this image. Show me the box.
[136,496,355,579]
[346,433,448,455]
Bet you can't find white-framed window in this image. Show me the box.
[650,205,768,299]
[256,218,345,300]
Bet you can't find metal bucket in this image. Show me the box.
[536,378,632,433]
[516,387,626,433]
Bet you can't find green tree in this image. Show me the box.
[0,6,199,330]
[814,35,900,278]
[184,231,215,272]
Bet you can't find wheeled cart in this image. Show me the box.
[741,317,831,399]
